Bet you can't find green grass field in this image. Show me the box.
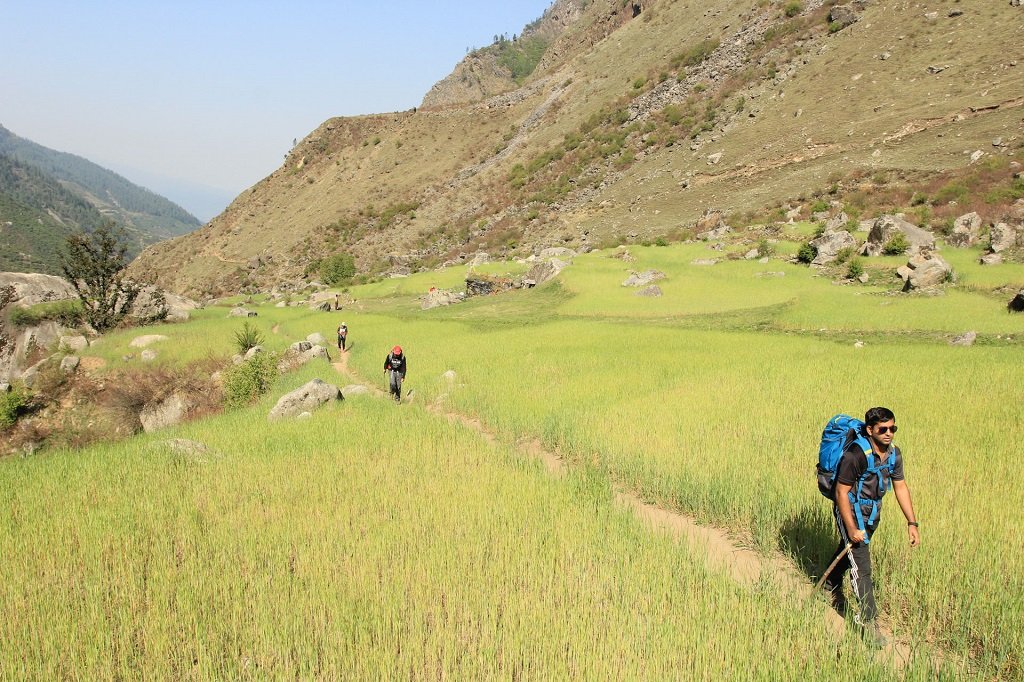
[3,243,1022,678]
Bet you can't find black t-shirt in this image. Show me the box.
[836,439,904,501]
[384,353,406,376]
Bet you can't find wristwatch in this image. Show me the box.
[908,521,919,527]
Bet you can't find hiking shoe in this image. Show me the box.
[861,621,888,649]
[829,591,848,618]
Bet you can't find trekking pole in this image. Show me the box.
[815,543,852,590]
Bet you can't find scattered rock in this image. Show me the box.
[897,253,952,291]
[129,334,169,348]
[707,152,723,164]
[310,301,333,312]
[857,273,870,284]
[755,271,786,278]
[290,341,313,353]
[622,270,666,287]
[422,289,465,310]
[341,384,371,397]
[947,212,982,247]
[861,215,935,256]
[141,349,158,362]
[695,209,731,240]
[441,370,457,383]
[268,378,343,420]
[296,412,313,420]
[140,394,189,433]
[691,259,720,266]
[854,341,865,349]
[948,9,963,17]
[60,356,80,373]
[950,331,977,347]
[468,252,490,267]
[926,65,946,74]
[244,345,264,359]
[970,150,984,164]
[636,285,663,297]
[538,247,576,260]
[979,252,1003,266]
[228,307,254,318]
[610,247,636,262]
[466,274,516,296]
[157,439,211,458]
[743,249,760,260]
[810,229,857,265]
[825,212,850,232]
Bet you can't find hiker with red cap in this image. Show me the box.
[383,345,407,403]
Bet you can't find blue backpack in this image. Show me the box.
[817,414,896,543]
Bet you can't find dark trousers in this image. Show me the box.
[338,336,346,350]
[388,370,403,400]
[824,505,878,623]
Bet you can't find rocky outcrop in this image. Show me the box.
[829,3,862,31]
[129,334,169,348]
[947,212,982,248]
[897,252,952,291]
[228,307,256,318]
[636,285,663,297]
[861,215,935,257]
[0,273,76,307]
[130,286,199,323]
[466,274,516,296]
[810,230,857,265]
[695,210,732,241]
[268,378,342,420]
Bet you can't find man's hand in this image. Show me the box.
[848,528,867,544]
[908,525,920,547]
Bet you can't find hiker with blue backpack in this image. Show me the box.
[817,407,920,648]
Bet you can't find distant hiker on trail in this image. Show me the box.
[819,407,920,648]
[337,322,348,351]
[383,346,407,403]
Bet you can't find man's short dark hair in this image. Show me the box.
[865,406,895,426]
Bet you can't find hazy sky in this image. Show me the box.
[2,1,553,221]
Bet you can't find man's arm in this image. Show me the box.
[892,479,920,547]
[834,482,866,544]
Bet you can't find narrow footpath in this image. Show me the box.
[331,352,951,674]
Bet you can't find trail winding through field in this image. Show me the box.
[329,352,951,673]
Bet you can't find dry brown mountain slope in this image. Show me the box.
[132,0,1024,297]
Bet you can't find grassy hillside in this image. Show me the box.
[130,0,1024,298]
[4,237,1023,677]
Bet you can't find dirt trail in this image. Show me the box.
[330,357,951,672]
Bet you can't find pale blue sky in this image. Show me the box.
[2,1,553,220]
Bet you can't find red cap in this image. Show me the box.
[392,345,402,354]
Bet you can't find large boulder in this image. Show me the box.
[140,394,189,433]
[228,307,255,318]
[897,252,952,291]
[0,272,76,307]
[523,259,568,287]
[59,335,89,352]
[466,274,515,296]
[861,215,935,257]
[947,212,983,248]
[60,355,80,373]
[829,3,861,30]
[989,222,1018,253]
[268,378,342,420]
[306,332,327,346]
[290,341,313,353]
[622,270,666,287]
[810,230,857,265]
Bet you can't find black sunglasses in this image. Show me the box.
[874,425,898,434]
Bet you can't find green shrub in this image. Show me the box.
[883,232,910,256]
[797,242,817,263]
[318,253,356,286]
[7,299,84,328]
[757,239,776,258]
[234,321,265,354]
[834,246,854,264]
[932,182,969,205]
[846,258,864,279]
[811,199,829,213]
[223,353,278,409]
[0,386,29,430]
[654,237,669,247]
[784,1,803,17]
